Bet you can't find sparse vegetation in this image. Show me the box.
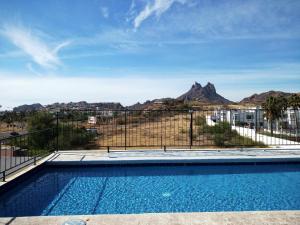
[203,121,265,147]
[25,112,95,150]
[194,116,206,126]
[58,125,96,149]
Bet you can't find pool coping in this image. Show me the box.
[46,156,300,165]
[0,210,299,225]
[0,153,55,188]
[46,149,300,166]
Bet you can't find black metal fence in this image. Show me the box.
[0,108,299,181]
[58,109,300,149]
[0,128,56,181]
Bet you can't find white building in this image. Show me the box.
[88,116,97,125]
[282,109,300,130]
[211,108,264,129]
[97,111,114,117]
[211,108,299,132]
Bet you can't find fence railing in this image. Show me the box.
[0,128,56,181]
[0,108,299,180]
[57,109,300,150]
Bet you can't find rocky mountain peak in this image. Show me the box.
[192,82,202,89]
[203,82,216,93]
[177,82,232,104]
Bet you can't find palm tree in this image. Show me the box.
[262,96,287,136]
[288,94,300,141]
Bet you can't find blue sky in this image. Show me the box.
[0,0,300,109]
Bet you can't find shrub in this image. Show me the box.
[213,133,226,147]
[180,128,187,134]
[27,112,56,150]
[194,116,206,126]
[26,112,95,150]
[58,125,95,149]
[28,112,55,131]
[207,121,265,147]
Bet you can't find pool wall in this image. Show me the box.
[1,150,300,225]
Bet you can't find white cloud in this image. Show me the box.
[134,0,187,29]
[100,7,109,18]
[128,0,300,41]
[150,0,300,40]
[0,24,71,69]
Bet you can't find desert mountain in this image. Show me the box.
[177,82,232,104]
[13,102,124,112]
[240,91,295,105]
[127,98,175,110]
[128,82,233,110]
[13,103,44,112]
[46,101,124,111]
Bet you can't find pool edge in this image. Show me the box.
[1,210,299,225]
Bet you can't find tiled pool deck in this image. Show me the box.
[0,211,300,225]
[1,148,300,225]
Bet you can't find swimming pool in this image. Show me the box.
[1,163,300,217]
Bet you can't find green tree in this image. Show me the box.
[27,112,56,149]
[262,96,287,136]
[27,112,95,150]
[28,112,55,131]
[288,94,300,140]
[58,125,95,149]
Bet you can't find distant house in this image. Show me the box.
[282,109,300,130]
[153,100,164,105]
[212,108,264,129]
[211,109,228,123]
[97,111,113,117]
[88,116,97,125]
[211,108,299,132]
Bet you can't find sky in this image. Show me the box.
[0,0,300,110]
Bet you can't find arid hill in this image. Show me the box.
[239,91,296,105]
[127,82,233,110]
[13,103,44,112]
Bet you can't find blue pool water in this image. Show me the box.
[0,164,300,217]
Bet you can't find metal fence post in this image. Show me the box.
[56,112,59,152]
[0,140,1,171]
[2,171,5,182]
[189,110,193,149]
[295,109,299,143]
[255,108,258,143]
[0,141,2,181]
[125,109,127,150]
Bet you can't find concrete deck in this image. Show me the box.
[47,149,300,165]
[1,211,300,225]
